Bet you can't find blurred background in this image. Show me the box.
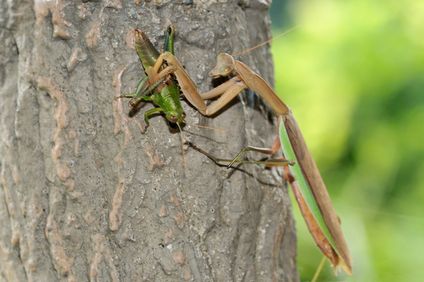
[269,1,424,281]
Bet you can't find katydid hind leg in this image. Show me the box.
[137,76,168,98]
[128,95,154,117]
[134,76,149,96]
[164,25,175,54]
[116,77,149,100]
[142,107,164,132]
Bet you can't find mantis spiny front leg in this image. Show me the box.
[144,51,352,274]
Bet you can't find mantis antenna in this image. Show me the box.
[231,26,298,57]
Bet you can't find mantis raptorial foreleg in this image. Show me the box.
[149,52,250,116]
[143,51,352,274]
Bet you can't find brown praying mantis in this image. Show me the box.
[121,27,352,275]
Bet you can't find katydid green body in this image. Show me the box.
[119,26,185,129]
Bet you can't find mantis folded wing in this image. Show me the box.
[143,50,352,274]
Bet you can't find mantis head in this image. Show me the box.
[209,53,235,78]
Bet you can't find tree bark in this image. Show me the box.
[0,1,298,281]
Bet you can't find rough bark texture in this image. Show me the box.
[0,1,298,281]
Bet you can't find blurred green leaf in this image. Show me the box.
[271,1,424,281]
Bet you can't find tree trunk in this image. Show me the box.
[0,1,298,281]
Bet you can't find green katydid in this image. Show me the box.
[136,50,352,274]
[117,25,186,131]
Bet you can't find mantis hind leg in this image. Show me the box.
[228,141,292,168]
[186,141,291,168]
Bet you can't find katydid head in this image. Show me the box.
[209,53,235,78]
[165,111,186,125]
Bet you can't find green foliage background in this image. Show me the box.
[270,1,424,281]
